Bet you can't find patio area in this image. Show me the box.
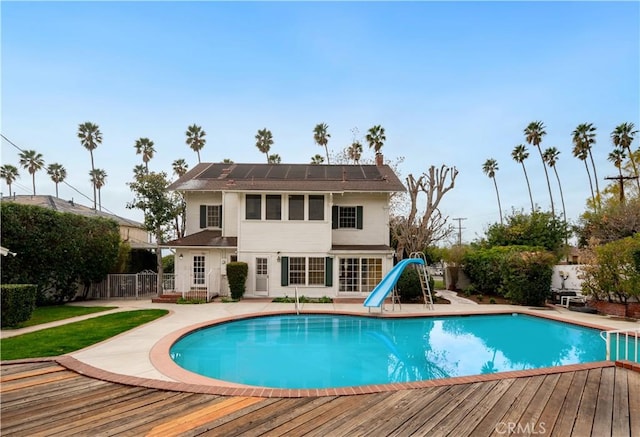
[1,299,639,436]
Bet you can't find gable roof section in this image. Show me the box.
[168,163,406,193]
[163,230,237,248]
[1,195,144,228]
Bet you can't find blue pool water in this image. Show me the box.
[170,314,607,389]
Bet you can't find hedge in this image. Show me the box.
[1,284,37,327]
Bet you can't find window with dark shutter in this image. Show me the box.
[280,256,289,286]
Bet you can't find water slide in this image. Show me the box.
[363,258,425,308]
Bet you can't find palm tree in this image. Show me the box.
[310,154,324,165]
[572,140,596,207]
[482,158,503,224]
[524,121,555,216]
[313,123,331,164]
[611,122,639,192]
[511,144,534,212]
[0,164,20,197]
[185,124,206,163]
[222,158,234,164]
[46,163,67,198]
[255,128,273,163]
[134,138,155,172]
[77,121,102,209]
[132,164,146,181]
[172,159,189,178]
[608,147,627,202]
[89,168,107,211]
[572,123,600,207]
[18,149,45,195]
[347,141,363,164]
[268,154,281,164]
[542,147,567,223]
[366,125,386,155]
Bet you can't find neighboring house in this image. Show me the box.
[1,195,152,249]
[164,156,406,299]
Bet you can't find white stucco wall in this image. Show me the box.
[331,193,390,246]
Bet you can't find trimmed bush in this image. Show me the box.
[500,251,555,306]
[397,267,435,302]
[227,262,248,300]
[1,284,37,327]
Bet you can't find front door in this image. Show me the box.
[255,257,268,295]
[192,255,206,289]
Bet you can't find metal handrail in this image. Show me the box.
[294,287,300,315]
[600,328,640,362]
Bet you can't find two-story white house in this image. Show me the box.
[164,156,405,299]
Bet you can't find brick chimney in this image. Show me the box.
[375,153,384,167]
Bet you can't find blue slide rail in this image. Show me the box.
[363,258,425,308]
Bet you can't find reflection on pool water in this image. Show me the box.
[170,314,606,389]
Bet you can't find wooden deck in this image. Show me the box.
[1,360,639,436]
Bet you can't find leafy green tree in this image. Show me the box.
[77,122,102,209]
[511,144,534,212]
[366,125,386,155]
[542,147,566,223]
[572,123,600,208]
[127,172,176,296]
[268,153,281,164]
[46,163,67,198]
[310,154,324,165]
[255,128,273,163]
[89,168,107,211]
[575,197,640,246]
[172,158,189,177]
[347,140,363,164]
[611,122,639,192]
[482,158,502,224]
[524,121,555,216]
[313,122,331,164]
[185,124,206,163]
[1,164,20,196]
[483,210,568,255]
[18,149,45,195]
[134,137,155,172]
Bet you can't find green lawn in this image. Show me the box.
[0,309,168,360]
[8,305,117,328]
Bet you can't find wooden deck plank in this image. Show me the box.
[445,378,515,437]
[550,369,588,437]
[517,373,561,430]
[0,364,67,382]
[0,371,78,393]
[359,386,450,436]
[0,362,637,437]
[592,366,616,437]
[627,369,640,437]
[535,371,575,435]
[488,375,547,437]
[388,384,474,436]
[571,368,601,437]
[612,367,630,437]
[468,377,529,436]
[0,362,56,377]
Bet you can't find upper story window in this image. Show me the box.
[332,205,363,229]
[266,195,282,220]
[288,195,304,220]
[199,205,222,228]
[309,195,324,221]
[246,194,261,220]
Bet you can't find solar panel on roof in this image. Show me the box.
[363,166,382,179]
[287,166,307,179]
[267,166,289,179]
[306,166,326,179]
[197,164,226,179]
[345,166,366,179]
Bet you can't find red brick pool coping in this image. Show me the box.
[5,308,639,398]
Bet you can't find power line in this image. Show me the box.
[1,133,120,217]
[452,217,467,245]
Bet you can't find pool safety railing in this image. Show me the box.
[410,252,434,310]
[600,327,640,362]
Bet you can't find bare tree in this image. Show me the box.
[392,165,459,258]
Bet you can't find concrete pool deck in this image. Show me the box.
[2,294,639,397]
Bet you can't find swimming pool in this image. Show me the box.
[169,313,606,389]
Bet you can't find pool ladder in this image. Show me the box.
[410,252,434,310]
[294,286,300,315]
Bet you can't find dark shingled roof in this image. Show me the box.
[168,162,406,193]
[163,230,237,248]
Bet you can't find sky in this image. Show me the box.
[1,1,639,244]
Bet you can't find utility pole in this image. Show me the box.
[604,175,637,203]
[453,217,467,245]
